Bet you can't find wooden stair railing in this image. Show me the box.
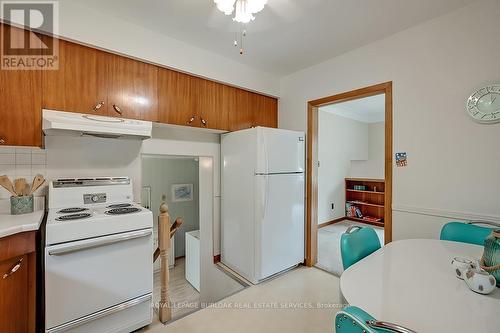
[153,202,183,323]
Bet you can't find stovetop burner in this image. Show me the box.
[106,207,141,215]
[107,203,133,209]
[56,213,92,221]
[57,207,89,214]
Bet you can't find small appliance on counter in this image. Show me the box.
[44,177,153,333]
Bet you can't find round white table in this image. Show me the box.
[340,239,500,333]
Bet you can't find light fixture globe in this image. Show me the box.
[214,0,267,23]
[214,0,236,15]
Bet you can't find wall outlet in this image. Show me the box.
[331,203,335,210]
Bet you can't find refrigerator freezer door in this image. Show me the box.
[256,128,305,174]
[255,173,305,281]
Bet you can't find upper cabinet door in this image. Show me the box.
[42,39,108,115]
[198,79,228,130]
[228,88,255,131]
[0,25,42,147]
[158,68,198,127]
[253,94,278,128]
[107,54,158,121]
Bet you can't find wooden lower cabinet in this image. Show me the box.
[0,231,36,333]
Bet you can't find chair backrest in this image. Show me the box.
[440,222,492,246]
[340,226,381,270]
[335,306,417,333]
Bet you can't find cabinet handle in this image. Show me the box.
[200,117,207,127]
[3,257,23,279]
[0,138,4,145]
[113,104,123,115]
[187,116,195,124]
[92,101,105,112]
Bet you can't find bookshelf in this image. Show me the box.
[345,178,385,228]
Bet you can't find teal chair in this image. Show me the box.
[440,221,499,246]
[335,306,416,333]
[341,226,381,270]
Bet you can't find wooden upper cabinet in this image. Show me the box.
[0,24,42,147]
[106,53,158,121]
[228,88,254,131]
[42,39,108,115]
[158,68,198,127]
[228,89,278,131]
[197,79,228,130]
[253,94,278,128]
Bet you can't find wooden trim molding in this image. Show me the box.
[318,217,346,229]
[305,82,393,267]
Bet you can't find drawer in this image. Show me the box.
[0,231,36,262]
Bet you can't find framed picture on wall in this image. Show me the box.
[171,184,193,202]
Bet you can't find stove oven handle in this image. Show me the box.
[48,229,152,256]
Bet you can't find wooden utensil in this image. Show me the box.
[14,178,27,196]
[29,174,45,195]
[0,175,17,196]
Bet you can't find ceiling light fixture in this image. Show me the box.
[214,0,267,23]
[214,0,267,55]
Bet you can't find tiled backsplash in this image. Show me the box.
[0,146,47,198]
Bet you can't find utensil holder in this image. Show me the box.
[10,195,34,215]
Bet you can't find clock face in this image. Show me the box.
[466,84,500,123]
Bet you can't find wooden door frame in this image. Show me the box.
[305,82,393,267]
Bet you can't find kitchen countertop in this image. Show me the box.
[0,210,44,238]
[0,197,45,238]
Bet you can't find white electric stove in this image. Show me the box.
[45,177,153,333]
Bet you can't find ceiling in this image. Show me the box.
[320,94,385,123]
[67,0,474,76]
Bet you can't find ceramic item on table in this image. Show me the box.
[482,229,500,287]
[451,257,475,279]
[464,268,497,295]
[10,195,34,215]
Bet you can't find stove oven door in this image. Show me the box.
[45,228,153,332]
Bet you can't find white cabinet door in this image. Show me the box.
[255,173,305,281]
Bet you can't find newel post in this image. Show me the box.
[158,202,172,323]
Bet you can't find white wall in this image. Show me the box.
[142,157,199,258]
[317,111,368,224]
[350,122,385,179]
[280,0,500,239]
[50,1,279,96]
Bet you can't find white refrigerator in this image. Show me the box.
[221,127,305,284]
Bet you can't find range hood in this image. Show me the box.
[42,109,152,140]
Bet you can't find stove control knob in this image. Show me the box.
[91,195,100,203]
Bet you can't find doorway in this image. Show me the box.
[141,154,201,320]
[305,82,393,267]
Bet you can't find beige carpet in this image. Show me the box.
[142,266,343,333]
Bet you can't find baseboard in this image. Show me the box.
[318,217,345,228]
[392,204,500,223]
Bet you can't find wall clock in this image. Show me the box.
[466,84,500,124]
